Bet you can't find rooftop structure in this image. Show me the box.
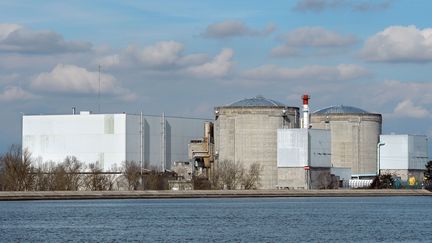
[314,105,369,114]
[226,96,287,107]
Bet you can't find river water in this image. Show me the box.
[0,196,431,242]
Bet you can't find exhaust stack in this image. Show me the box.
[302,94,310,129]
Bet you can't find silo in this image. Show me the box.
[214,96,300,189]
[310,105,382,175]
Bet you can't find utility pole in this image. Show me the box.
[140,111,143,189]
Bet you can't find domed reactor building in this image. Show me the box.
[310,105,382,175]
[214,96,300,189]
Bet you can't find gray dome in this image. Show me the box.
[314,105,369,114]
[227,96,286,107]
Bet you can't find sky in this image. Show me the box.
[1,0,432,154]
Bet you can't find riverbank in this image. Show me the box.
[0,189,430,200]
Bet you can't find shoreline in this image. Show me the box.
[0,189,430,201]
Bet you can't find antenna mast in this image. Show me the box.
[98,65,101,113]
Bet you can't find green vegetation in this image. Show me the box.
[424,161,432,191]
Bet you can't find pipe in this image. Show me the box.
[377,142,386,176]
[302,94,310,129]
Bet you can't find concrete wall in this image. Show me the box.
[380,169,424,182]
[277,167,306,189]
[277,167,333,189]
[215,106,299,189]
[310,113,381,175]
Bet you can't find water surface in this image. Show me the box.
[0,196,431,242]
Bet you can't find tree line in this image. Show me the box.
[0,145,171,191]
[0,145,263,191]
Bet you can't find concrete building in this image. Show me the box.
[310,105,382,175]
[379,134,429,182]
[214,96,300,189]
[277,128,334,189]
[22,112,209,171]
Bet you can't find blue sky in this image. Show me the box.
[1,0,432,154]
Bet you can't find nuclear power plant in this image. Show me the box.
[21,94,430,190]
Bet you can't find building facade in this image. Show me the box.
[23,112,209,171]
[379,134,429,182]
[277,128,333,189]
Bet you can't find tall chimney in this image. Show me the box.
[302,94,310,129]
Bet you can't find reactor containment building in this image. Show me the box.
[214,96,300,189]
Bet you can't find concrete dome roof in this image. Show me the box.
[313,105,369,114]
[227,96,286,107]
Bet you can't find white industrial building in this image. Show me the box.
[379,134,429,182]
[22,112,209,171]
[277,128,334,189]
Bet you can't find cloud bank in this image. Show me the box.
[272,27,357,57]
[361,25,432,62]
[203,20,275,39]
[242,64,369,81]
[0,23,91,54]
[31,64,136,100]
[293,0,392,13]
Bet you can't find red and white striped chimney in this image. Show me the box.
[302,94,310,129]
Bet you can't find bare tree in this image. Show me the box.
[84,163,112,191]
[63,156,84,190]
[34,162,57,191]
[121,161,141,190]
[0,145,35,191]
[241,162,262,190]
[212,160,244,190]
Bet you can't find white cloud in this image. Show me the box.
[0,86,38,102]
[361,25,432,62]
[95,41,210,70]
[0,23,21,40]
[123,41,184,68]
[272,27,356,57]
[203,20,275,39]
[368,80,432,107]
[31,64,136,100]
[0,23,91,54]
[186,48,234,78]
[280,27,356,47]
[242,63,369,81]
[393,99,430,118]
[95,42,234,79]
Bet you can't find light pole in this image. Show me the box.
[20,112,24,158]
